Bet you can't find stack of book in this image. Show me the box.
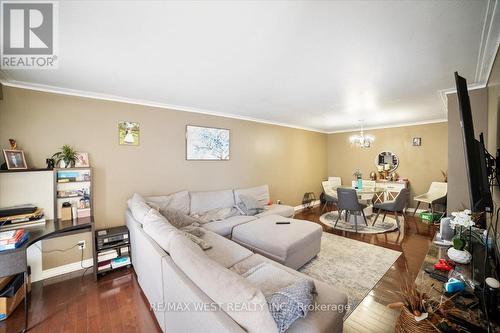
[0,229,29,251]
[0,205,45,231]
[97,249,118,271]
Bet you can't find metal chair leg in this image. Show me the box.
[320,201,327,214]
[334,210,341,228]
[372,208,381,226]
[361,209,368,226]
[382,211,387,223]
[413,201,421,216]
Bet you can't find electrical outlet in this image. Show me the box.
[77,240,86,250]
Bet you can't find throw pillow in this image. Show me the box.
[238,194,265,216]
[266,279,316,333]
[161,209,201,229]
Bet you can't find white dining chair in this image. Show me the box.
[413,182,447,216]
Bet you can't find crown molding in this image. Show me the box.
[0,78,328,133]
[326,118,448,134]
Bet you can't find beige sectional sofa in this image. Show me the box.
[126,185,348,333]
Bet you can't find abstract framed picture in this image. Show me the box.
[119,121,140,146]
[186,125,230,160]
[412,137,422,146]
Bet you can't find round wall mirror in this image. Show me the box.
[375,151,399,172]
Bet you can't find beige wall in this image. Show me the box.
[447,88,488,213]
[487,48,500,207]
[0,86,328,268]
[327,122,448,208]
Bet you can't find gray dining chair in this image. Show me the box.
[335,188,368,233]
[321,181,338,214]
[372,188,409,229]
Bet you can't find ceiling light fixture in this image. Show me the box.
[349,120,375,148]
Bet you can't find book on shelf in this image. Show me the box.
[0,218,46,231]
[97,260,112,271]
[111,256,130,269]
[0,207,44,223]
[98,249,118,262]
[0,229,29,251]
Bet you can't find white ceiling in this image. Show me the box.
[1,0,499,133]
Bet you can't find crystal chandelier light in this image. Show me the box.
[349,121,375,148]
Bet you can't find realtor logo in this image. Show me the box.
[1,1,58,69]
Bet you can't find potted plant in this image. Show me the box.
[52,144,78,168]
[353,169,363,189]
[447,209,475,264]
[388,273,452,333]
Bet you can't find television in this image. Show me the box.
[454,72,493,217]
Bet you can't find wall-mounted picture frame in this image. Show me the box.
[75,152,90,167]
[119,121,140,146]
[412,137,422,146]
[186,125,230,160]
[3,149,28,170]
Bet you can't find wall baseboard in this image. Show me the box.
[294,200,321,212]
[40,258,94,281]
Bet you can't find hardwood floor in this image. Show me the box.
[295,205,437,332]
[1,205,436,333]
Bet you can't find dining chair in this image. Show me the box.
[372,188,410,229]
[321,181,338,214]
[328,176,342,187]
[412,182,447,216]
[335,188,368,232]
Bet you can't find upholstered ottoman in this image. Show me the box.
[231,214,322,269]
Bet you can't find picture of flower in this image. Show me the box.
[186,125,230,160]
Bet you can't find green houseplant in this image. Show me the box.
[52,145,77,168]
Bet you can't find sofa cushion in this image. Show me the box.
[127,193,154,224]
[256,204,294,218]
[238,194,265,216]
[234,185,270,206]
[202,230,253,268]
[230,254,347,333]
[167,232,279,333]
[145,190,190,215]
[190,189,236,215]
[141,209,180,252]
[203,215,258,237]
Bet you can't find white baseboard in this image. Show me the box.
[294,200,321,212]
[39,258,94,281]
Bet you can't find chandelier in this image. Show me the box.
[349,121,375,148]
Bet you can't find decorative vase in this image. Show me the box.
[395,307,436,333]
[357,178,363,189]
[447,247,472,264]
[59,160,66,168]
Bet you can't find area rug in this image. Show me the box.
[319,211,399,234]
[299,232,401,317]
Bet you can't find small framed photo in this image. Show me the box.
[3,149,28,170]
[119,121,140,146]
[75,152,90,167]
[412,137,422,146]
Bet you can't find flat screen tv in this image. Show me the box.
[454,72,493,216]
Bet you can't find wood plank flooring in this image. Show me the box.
[1,205,436,333]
